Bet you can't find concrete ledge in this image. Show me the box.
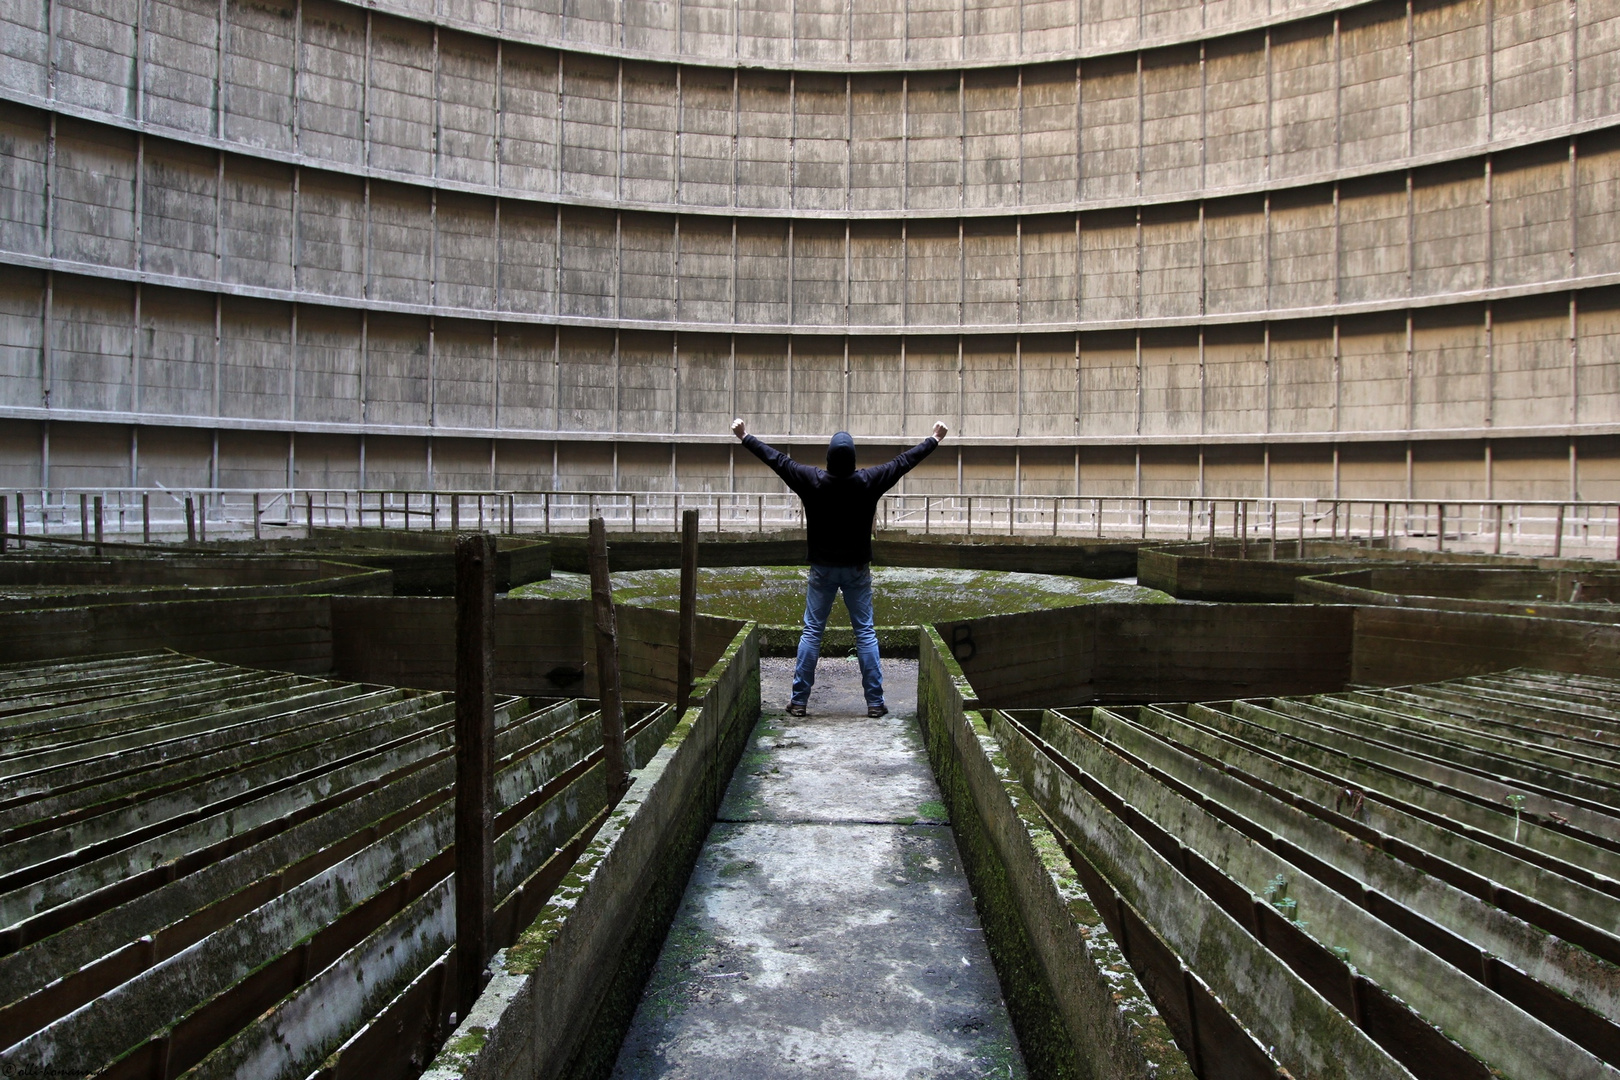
[916,626,1191,1080]
[421,623,761,1080]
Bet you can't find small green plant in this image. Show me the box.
[1506,793,1528,842]
[1263,874,1307,929]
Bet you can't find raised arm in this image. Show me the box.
[732,418,820,495]
[862,422,948,495]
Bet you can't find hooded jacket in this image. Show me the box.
[740,432,940,566]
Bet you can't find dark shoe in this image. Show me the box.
[867,704,889,718]
[786,703,807,717]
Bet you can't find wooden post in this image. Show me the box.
[924,494,931,534]
[544,491,551,533]
[450,493,459,535]
[185,496,197,543]
[1207,500,1217,554]
[758,493,764,533]
[253,492,262,540]
[307,491,314,533]
[1437,503,1446,552]
[1238,501,1248,559]
[587,517,629,805]
[199,494,207,542]
[79,493,89,540]
[1554,504,1566,558]
[1094,497,1103,538]
[15,492,24,549]
[676,509,699,718]
[1298,501,1306,556]
[1,494,7,554]
[966,495,973,536]
[454,532,496,1018]
[1186,499,1194,541]
[1269,502,1277,560]
[142,493,150,543]
[1052,496,1060,536]
[507,493,515,533]
[93,495,104,556]
[1139,498,1147,539]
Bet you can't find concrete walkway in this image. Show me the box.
[611,657,1028,1080]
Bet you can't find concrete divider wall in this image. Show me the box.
[1352,607,1620,685]
[940,602,1355,708]
[1299,567,1620,624]
[916,626,1192,1080]
[421,623,760,1080]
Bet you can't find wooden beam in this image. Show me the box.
[588,517,629,804]
[454,531,496,1017]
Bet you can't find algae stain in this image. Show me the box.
[917,799,948,822]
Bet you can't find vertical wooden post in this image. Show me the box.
[544,491,551,533]
[1138,498,1147,539]
[587,517,629,805]
[924,494,931,534]
[79,493,89,540]
[1297,501,1306,556]
[142,493,150,543]
[15,492,24,549]
[758,493,764,533]
[1238,501,1248,559]
[93,495,104,555]
[1094,496,1103,538]
[676,509,699,718]
[450,493,459,535]
[507,493,515,533]
[1186,499,1194,541]
[1,494,7,554]
[1554,504,1566,558]
[1269,502,1277,560]
[253,492,262,540]
[198,494,207,542]
[185,496,197,543]
[1052,496,1059,536]
[1437,503,1446,552]
[454,532,496,1018]
[307,491,314,533]
[1207,500,1217,554]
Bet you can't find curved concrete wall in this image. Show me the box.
[2,0,1619,499]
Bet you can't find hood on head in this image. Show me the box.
[826,431,857,477]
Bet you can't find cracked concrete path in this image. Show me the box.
[610,657,1028,1080]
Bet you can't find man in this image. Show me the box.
[732,417,948,718]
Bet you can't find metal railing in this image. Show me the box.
[4,487,1620,560]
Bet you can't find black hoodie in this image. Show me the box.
[741,432,940,566]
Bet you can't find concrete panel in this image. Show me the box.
[675,216,735,325]
[1490,435,1570,498]
[560,54,618,202]
[674,332,732,435]
[50,276,133,414]
[1078,330,1137,437]
[1338,173,1410,303]
[790,220,846,326]
[1577,288,1620,424]
[1138,204,1199,319]
[1413,0,1488,156]
[1138,444,1198,497]
[904,72,963,211]
[431,434,493,488]
[436,192,498,311]
[367,18,436,177]
[1269,185,1335,310]
[0,109,47,258]
[1203,324,1267,435]
[963,442,1016,494]
[556,326,615,431]
[1019,334,1078,437]
[492,437,555,488]
[1204,33,1268,191]
[290,432,358,488]
[295,171,367,299]
[851,0,905,64]
[1578,130,1620,278]
[53,120,136,270]
[730,218,786,326]
[438,32,498,187]
[1412,160,1486,297]
[216,427,292,487]
[1203,195,1266,314]
[1339,5,1411,168]
[555,437,612,488]
[138,285,216,419]
[735,72,791,210]
[0,0,48,101]
[1202,441,1265,495]
[962,219,1017,325]
[47,419,132,487]
[499,45,561,194]
[1494,0,1574,137]
[363,432,429,488]
[142,140,219,282]
[364,312,432,427]
[1269,441,1336,496]
[1140,46,1205,197]
[615,440,673,491]
[848,220,904,326]
[219,294,292,421]
[0,418,40,487]
[368,181,433,306]
[223,0,296,152]
[295,305,363,424]
[1078,208,1137,322]
[677,68,736,209]
[793,73,848,213]
[1138,328,1200,437]
[734,335,790,434]
[1269,318,1336,433]
[1493,296,1573,428]
[494,323,557,430]
[903,336,960,435]
[960,335,1017,438]
[222,157,294,291]
[1334,440,1406,496]
[1579,0,1620,120]
[1410,437,1488,497]
[620,213,676,323]
[559,207,616,320]
[1021,63,1079,206]
[1021,215,1078,324]
[789,336,844,434]
[846,335,904,438]
[1410,305,1487,431]
[296,0,366,167]
[136,0,205,129]
[621,62,677,205]
[963,68,1020,210]
[1078,443,1136,495]
[1338,311,1409,432]
[497,200,558,317]
[905,219,960,327]
[1492,143,1572,289]
[617,329,674,434]
[0,266,43,411]
[134,423,213,487]
[1079,54,1139,201]
[1271,20,1338,181]
[432,318,495,430]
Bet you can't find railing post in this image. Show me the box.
[1186,499,1194,541]
[252,492,262,541]
[1269,502,1277,559]
[93,495,104,555]
[1,494,7,555]
[1297,501,1305,556]
[544,491,551,533]
[79,493,88,540]
[587,517,629,805]
[1238,501,1248,559]
[1554,504,1566,558]
[630,493,637,533]
[924,494,931,534]
[307,491,315,533]
[185,495,197,544]
[1095,497,1103,538]
[450,493,459,535]
[1208,499,1217,553]
[1139,498,1147,540]
[141,493,150,543]
[1437,503,1446,552]
[966,495,973,536]
[1009,495,1016,536]
[1052,495,1060,536]
[15,492,25,549]
[454,531,496,1019]
[676,509,699,718]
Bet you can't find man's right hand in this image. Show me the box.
[732,418,747,439]
[933,421,949,442]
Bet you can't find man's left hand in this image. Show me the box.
[731,418,747,439]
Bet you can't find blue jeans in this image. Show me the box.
[793,563,883,709]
